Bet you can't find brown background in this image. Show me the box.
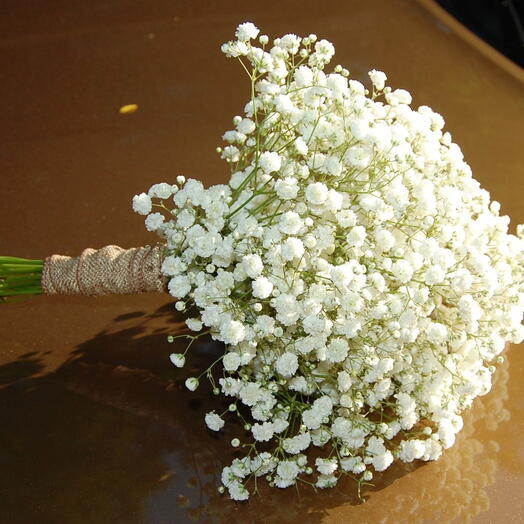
[1,1,523,523]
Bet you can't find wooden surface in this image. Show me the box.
[1,1,523,522]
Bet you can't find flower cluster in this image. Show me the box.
[133,22,524,500]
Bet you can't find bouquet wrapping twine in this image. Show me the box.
[41,245,166,295]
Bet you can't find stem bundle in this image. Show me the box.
[0,256,43,300]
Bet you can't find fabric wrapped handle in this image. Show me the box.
[41,245,166,295]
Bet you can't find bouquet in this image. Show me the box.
[2,22,523,501]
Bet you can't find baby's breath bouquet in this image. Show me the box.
[3,22,524,501]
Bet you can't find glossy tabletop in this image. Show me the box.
[1,1,523,523]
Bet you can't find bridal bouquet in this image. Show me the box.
[2,22,524,501]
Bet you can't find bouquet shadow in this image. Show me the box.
[0,302,514,523]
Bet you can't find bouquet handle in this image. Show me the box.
[1,245,166,299]
[41,245,166,296]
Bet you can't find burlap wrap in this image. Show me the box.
[41,245,166,295]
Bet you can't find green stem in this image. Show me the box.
[0,256,43,300]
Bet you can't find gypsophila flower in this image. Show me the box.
[132,193,152,215]
[368,69,387,91]
[252,421,274,442]
[148,182,174,199]
[186,318,202,331]
[205,411,225,431]
[223,351,241,372]
[169,353,185,368]
[185,377,199,391]
[144,212,164,232]
[235,22,259,41]
[252,276,273,299]
[276,352,298,377]
[259,151,282,173]
[133,22,524,501]
[315,457,338,475]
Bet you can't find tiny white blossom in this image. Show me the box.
[144,212,165,232]
[252,276,273,299]
[169,353,185,368]
[276,352,299,377]
[259,151,282,173]
[205,411,225,431]
[185,377,199,391]
[132,193,152,215]
[235,22,259,41]
[368,69,387,90]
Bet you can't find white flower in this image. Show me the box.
[316,474,338,489]
[294,137,308,155]
[237,118,256,134]
[305,182,328,205]
[372,450,393,471]
[274,94,294,114]
[205,411,225,431]
[275,177,299,200]
[259,151,282,173]
[167,275,191,298]
[278,211,303,235]
[398,439,426,462]
[294,65,313,87]
[324,156,342,176]
[276,352,299,377]
[228,481,249,501]
[314,39,335,60]
[185,377,199,391]
[169,353,185,368]
[326,338,349,363]
[281,237,304,261]
[387,88,412,105]
[391,260,414,283]
[252,421,274,441]
[279,33,301,53]
[426,322,448,344]
[424,265,445,285]
[315,457,338,475]
[219,377,242,397]
[346,226,366,247]
[252,276,274,299]
[221,320,246,345]
[375,229,395,252]
[222,145,240,162]
[240,382,263,406]
[340,456,366,474]
[337,371,352,392]
[302,409,322,430]
[148,183,174,199]
[161,256,186,276]
[132,193,152,215]
[235,22,259,41]
[282,433,311,454]
[368,69,387,91]
[186,318,202,331]
[276,460,299,481]
[274,293,301,326]
[254,315,275,335]
[242,254,264,279]
[177,209,195,229]
[223,351,241,371]
[145,212,165,232]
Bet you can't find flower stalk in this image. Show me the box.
[0,256,43,300]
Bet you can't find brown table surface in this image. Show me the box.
[1,1,523,523]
